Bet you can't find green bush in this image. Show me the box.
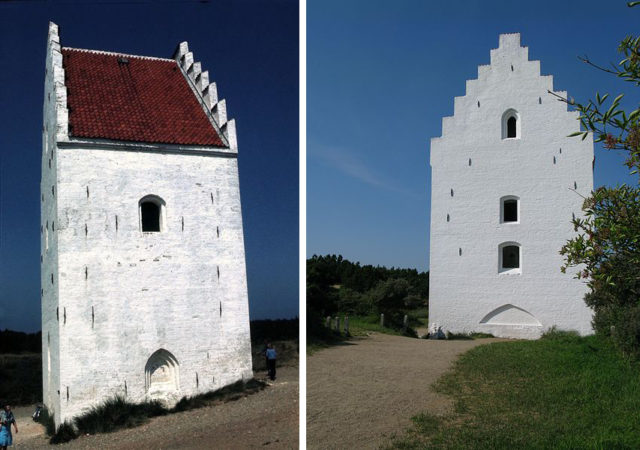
[610,305,640,359]
[560,19,640,359]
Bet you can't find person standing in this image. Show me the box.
[0,404,18,449]
[265,343,277,381]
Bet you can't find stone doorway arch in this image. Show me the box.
[145,349,180,401]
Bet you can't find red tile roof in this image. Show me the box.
[61,48,226,147]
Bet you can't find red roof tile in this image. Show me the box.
[61,48,226,147]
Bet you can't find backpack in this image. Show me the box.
[32,405,42,421]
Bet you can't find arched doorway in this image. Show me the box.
[145,349,180,399]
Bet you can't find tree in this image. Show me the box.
[368,278,411,326]
[560,2,640,356]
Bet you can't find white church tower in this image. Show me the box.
[429,34,593,339]
[41,22,252,426]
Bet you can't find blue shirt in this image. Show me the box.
[266,348,277,360]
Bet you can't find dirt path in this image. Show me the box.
[14,365,298,449]
[307,333,504,449]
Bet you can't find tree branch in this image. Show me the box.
[578,55,619,75]
[547,90,573,104]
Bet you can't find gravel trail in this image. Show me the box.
[307,333,503,449]
[13,365,298,449]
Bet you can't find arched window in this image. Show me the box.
[499,242,521,274]
[501,109,520,139]
[507,117,516,137]
[500,195,519,223]
[139,195,166,232]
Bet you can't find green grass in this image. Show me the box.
[347,315,410,336]
[308,315,418,355]
[390,331,640,449]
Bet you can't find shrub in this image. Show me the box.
[610,305,640,359]
[73,395,167,435]
[560,20,640,358]
[49,421,77,444]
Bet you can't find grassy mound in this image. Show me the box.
[46,378,267,444]
[391,331,640,449]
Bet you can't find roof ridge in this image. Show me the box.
[62,47,174,62]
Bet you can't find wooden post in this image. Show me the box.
[344,316,349,335]
[335,316,341,333]
[380,313,385,327]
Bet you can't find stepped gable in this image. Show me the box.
[61,48,226,147]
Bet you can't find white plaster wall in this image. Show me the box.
[50,146,252,424]
[429,34,594,339]
[41,22,63,424]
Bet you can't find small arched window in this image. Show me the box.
[499,242,521,274]
[507,117,516,137]
[501,109,520,139]
[139,195,166,232]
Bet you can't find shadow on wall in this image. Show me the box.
[480,304,541,326]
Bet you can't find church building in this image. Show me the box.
[428,34,593,339]
[41,22,252,426]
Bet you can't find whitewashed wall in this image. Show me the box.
[41,22,66,425]
[429,34,594,339]
[52,146,252,424]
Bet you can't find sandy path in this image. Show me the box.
[13,365,298,449]
[307,333,503,449]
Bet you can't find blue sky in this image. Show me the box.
[307,0,639,272]
[0,0,298,332]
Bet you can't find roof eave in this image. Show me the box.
[58,136,237,158]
